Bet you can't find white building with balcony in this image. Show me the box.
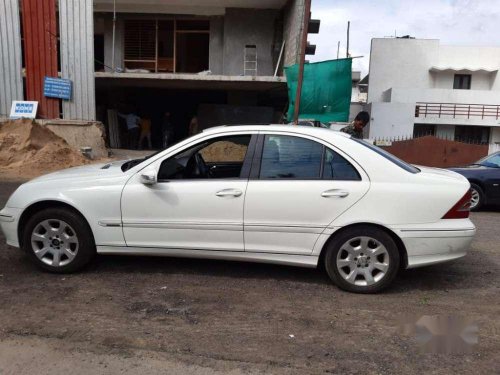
[366,38,500,144]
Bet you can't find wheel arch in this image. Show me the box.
[319,223,408,270]
[468,178,486,196]
[18,200,95,248]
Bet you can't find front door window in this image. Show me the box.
[158,135,251,181]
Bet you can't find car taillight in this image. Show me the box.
[442,190,472,219]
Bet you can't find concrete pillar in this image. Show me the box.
[59,0,96,120]
[283,0,305,66]
[209,17,224,75]
[0,0,24,117]
[104,17,124,73]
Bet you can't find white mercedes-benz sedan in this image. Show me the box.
[0,125,476,293]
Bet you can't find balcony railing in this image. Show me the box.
[415,102,500,120]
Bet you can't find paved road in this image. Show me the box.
[0,180,498,374]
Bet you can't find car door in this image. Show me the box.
[244,132,370,254]
[121,132,256,251]
[483,168,500,202]
[480,153,500,202]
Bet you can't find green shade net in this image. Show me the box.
[285,58,352,123]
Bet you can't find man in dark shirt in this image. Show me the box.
[341,111,370,139]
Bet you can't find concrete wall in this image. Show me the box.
[390,87,500,106]
[437,45,500,90]
[433,71,493,90]
[368,102,415,138]
[39,120,108,158]
[209,16,224,75]
[222,8,279,76]
[368,38,500,138]
[368,38,439,103]
[282,0,303,67]
[369,38,500,103]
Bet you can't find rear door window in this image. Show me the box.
[260,135,323,179]
[258,135,360,180]
[323,148,361,180]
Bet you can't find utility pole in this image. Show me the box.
[293,0,312,124]
[346,21,350,58]
[337,41,340,59]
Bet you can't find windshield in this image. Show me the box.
[352,138,420,174]
[476,152,500,168]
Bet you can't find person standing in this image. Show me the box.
[139,116,153,150]
[340,111,370,139]
[162,112,174,149]
[117,111,141,149]
[188,115,199,137]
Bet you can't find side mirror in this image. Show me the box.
[140,168,157,185]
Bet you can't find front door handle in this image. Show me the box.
[216,189,243,197]
[321,189,349,198]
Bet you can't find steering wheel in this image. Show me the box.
[194,153,210,178]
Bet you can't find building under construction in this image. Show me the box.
[0,0,317,149]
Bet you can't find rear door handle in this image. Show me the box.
[216,189,243,197]
[321,189,349,198]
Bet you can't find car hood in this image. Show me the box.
[28,160,129,183]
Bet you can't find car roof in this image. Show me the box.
[202,124,351,139]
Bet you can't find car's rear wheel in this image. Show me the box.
[22,208,95,273]
[469,183,484,211]
[324,227,400,293]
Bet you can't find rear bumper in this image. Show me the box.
[0,207,22,248]
[392,219,476,268]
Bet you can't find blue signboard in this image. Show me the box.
[44,77,72,100]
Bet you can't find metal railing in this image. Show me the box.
[415,102,500,120]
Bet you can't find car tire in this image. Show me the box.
[22,207,96,273]
[469,183,484,211]
[324,226,400,294]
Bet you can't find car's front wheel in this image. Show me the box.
[22,207,95,273]
[324,227,400,293]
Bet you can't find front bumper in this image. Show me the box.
[392,219,476,268]
[0,207,22,248]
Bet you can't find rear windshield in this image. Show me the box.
[352,138,420,174]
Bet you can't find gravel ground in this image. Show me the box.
[0,179,499,374]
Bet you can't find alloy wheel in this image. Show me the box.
[470,188,480,210]
[336,236,390,287]
[31,219,79,267]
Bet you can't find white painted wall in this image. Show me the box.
[367,38,500,138]
[390,87,500,105]
[368,102,415,138]
[432,71,493,90]
[368,38,439,103]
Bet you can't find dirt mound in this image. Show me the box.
[0,119,89,179]
[201,141,248,162]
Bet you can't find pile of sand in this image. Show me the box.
[0,119,90,179]
[201,141,248,162]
